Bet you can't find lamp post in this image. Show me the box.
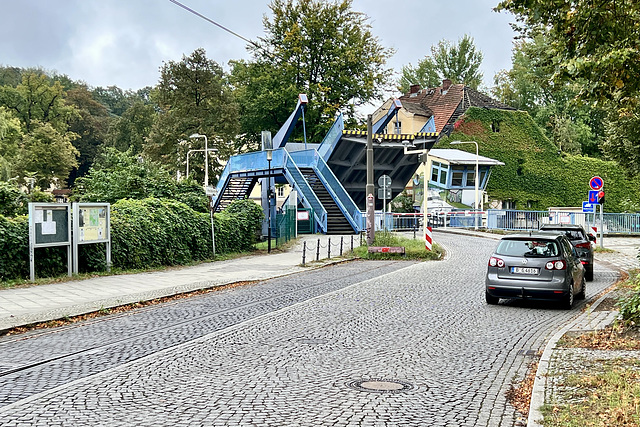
[450,141,479,230]
[189,133,209,189]
[402,140,431,249]
[186,148,217,180]
[262,131,273,254]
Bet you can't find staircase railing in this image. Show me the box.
[212,149,328,232]
[290,149,362,233]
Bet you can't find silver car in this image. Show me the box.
[485,232,585,309]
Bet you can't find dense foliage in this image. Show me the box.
[231,0,394,145]
[0,198,263,281]
[495,0,640,175]
[435,107,640,212]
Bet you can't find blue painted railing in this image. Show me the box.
[290,149,362,233]
[317,113,344,161]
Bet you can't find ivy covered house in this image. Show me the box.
[373,79,640,212]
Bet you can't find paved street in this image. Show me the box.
[0,233,619,426]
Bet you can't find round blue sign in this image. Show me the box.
[589,176,604,190]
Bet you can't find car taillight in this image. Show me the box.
[575,242,591,249]
[545,260,566,270]
[489,257,505,268]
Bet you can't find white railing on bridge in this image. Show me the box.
[370,209,640,235]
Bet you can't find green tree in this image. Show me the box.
[496,0,640,172]
[74,147,208,211]
[105,100,155,154]
[144,48,239,183]
[0,72,77,133]
[399,35,483,92]
[15,121,79,188]
[0,107,22,180]
[65,85,112,185]
[232,0,393,144]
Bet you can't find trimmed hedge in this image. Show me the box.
[0,198,264,281]
[436,108,640,212]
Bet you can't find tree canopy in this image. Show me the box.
[399,35,483,92]
[496,0,640,173]
[232,0,394,144]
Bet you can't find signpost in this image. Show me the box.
[378,174,392,231]
[588,176,604,248]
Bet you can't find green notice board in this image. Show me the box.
[32,204,71,245]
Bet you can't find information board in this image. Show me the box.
[29,203,72,281]
[73,203,111,274]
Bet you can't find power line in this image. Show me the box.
[167,0,260,50]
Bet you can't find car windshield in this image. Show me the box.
[496,239,559,257]
[543,228,584,241]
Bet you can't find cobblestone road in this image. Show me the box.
[0,234,618,426]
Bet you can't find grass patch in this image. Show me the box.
[541,366,640,426]
[595,246,617,253]
[352,231,443,260]
[557,327,640,351]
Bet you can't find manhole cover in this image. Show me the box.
[346,379,414,393]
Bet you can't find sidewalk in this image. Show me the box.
[0,234,361,333]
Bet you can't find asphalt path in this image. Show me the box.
[0,233,618,426]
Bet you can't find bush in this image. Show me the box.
[618,273,640,326]
[0,197,264,281]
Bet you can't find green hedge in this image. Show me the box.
[436,108,640,212]
[0,198,264,281]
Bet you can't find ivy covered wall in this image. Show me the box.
[435,108,640,212]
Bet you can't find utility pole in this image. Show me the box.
[366,115,375,245]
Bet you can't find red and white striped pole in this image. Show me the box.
[425,226,433,251]
[591,226,597,244]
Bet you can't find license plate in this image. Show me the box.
[511,267,539,275]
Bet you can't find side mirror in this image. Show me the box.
[588,234,596,242]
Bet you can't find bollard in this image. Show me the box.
[340,236,344,256]
[302,241,306,265]
[328,237,331,259]
[316,238,320,261]
[351,235,354,252]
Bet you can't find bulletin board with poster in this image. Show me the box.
[28,203,72,281]
[72,203,111,274]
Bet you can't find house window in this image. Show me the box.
[394,120,402,134]
[277,186,285,198]
[465,170,476,187]
[451,166,464,187]
[439,169,447,185]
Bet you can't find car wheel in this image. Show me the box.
[585,265,594,282]
[562,286,574,309]
[576,277,586,300]
[486,292,499,305]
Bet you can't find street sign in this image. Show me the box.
[588,190,600,204]
[378,187,392,199]
[377,174,391,188]
[589,176,604,190]
[582,201,595,213]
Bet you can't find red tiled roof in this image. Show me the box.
[399,81,515,133]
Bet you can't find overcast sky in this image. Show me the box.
[1,0,516,103]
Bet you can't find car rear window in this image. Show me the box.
[496,239,559,257]
[542,228,585,241]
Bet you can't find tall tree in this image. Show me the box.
[492,34,605,157]
[15,121,78,188]
[105,100,155,154]
[0,72,77,133]
[399,35,483,93]
[232,0,393,144]
[144,48,239,184]
[65,85,112,185]
[496,0,640,173]
[0,107,22,181]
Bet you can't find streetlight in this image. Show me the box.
[189,133,209,189]
[186,148,217,180]
[402,140,431,249]
[450,140,479,230]
[262,131,273,253]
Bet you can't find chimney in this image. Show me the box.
[442,79,452,91]
[409,84,421,94]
